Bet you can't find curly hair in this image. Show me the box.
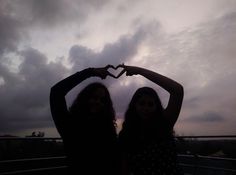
[69,82,116,130]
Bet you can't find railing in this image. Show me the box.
[0,137,66,175]
[178,154,236,175]
[0,136,236,175]
[175,135,236,175]
[0,156,67,175]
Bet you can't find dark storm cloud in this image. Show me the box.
[0,0,150,134]
[65,26,151,114]
[3,0,110,28]
[0,0,111,58]
[0,48,68,134]
[0,3,23,55]
[67,24,153,113]
[0,26,147,133]
[0,0,111,54]
[1,0,236,136]
[69,25,148,71]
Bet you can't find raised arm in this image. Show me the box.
[118,65,184,127]
[50,65,115,137]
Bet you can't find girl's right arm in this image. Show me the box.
[50,66,115,137]
[50,68,95,137]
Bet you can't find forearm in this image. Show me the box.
[135,67,183,94]
[50,68,95,136]
[123,65,184,126]
[50,68,95,96]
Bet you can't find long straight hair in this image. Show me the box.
[120,87,175,140]
[122,87,164,128]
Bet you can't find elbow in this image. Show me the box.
[50,86,56,97]
[50,84,60,100]
[49,87,55,104]
[50,83,61,94]
[179,84,184,94]
[50,85,56,93]
[50,83,66,101]
[178,84,184,99]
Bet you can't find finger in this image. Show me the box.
[116,63,126,69]
[116,69,126,78]
[107,72,116,78]
[105,65,115,69]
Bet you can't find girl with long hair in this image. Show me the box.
[118,65,184,175]
[50,66,119,174]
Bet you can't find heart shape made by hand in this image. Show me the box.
[107,66,125,78]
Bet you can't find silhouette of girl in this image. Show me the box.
[118,65,184,175]
[50,66,119,174]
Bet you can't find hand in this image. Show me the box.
[115,64,139,78]
[93,65,117,79]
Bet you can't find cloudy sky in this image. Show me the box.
[0,0,236,137]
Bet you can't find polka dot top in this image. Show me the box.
[126,138,183,175]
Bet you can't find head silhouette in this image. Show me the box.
[122,87,165,133]
[127,87,163,119]
[69,82,115,125]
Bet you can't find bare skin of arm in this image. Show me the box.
[117,64,184,128]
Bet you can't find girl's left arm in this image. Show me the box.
[119,65,184,127]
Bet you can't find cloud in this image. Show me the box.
[0,3,24,55]
[0,0,236,136]
[184,112,224,123]
[0,34,147,134]
[170,12,236,135]
[67,22,163,115]
[3,0,110,28]
[0,0,112,57]
[69,24,149,70]
[0,48,68,134]
[81,22,163,66]
[0,15,155,135]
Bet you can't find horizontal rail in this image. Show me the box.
[0,155,235,174]
[0,137,62,140]
[179,163,236,173]
[178,154,236,174]
[0,135,236,140]
[0,156,67,175]
[0,166,67,175]
[1,135,235,174]
[0,156,66,164]
[1,154,235,163]
[175,135,236,139]
[178,154,236,161]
